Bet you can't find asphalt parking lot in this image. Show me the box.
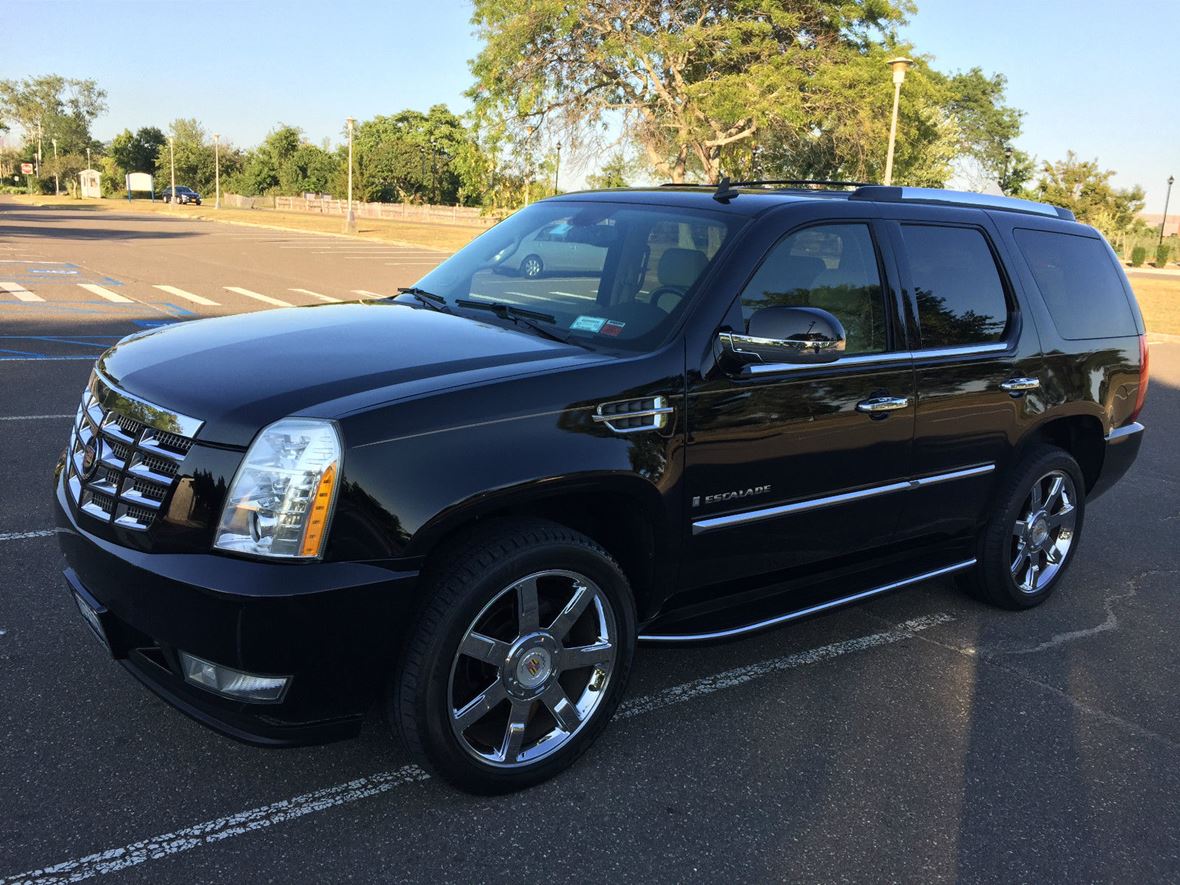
[1,202,1178,884]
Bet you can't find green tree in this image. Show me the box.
[110,126,167,174]
[1034,152,1145,243]
[351,105,480,204]
[586,151,631,189]
[0,75,107,158]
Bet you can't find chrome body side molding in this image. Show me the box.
[639,559,977,642]
[692,464,995,535]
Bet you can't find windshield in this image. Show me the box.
[412,201,736,352]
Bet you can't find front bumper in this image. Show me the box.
[54,474,419,746]
[1089,421,1145,502]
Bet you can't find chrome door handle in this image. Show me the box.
[856,396,910,413]
[1000,377,1040,393]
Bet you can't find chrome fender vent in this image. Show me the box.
[592,396,673,434]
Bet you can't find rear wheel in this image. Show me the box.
[960,446,1085,609]
[520,255,544,278]
[393,519,636,793]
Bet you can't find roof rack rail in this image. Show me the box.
[659,179,870,190]
[849,185,1075,221]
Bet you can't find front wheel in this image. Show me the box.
[960,445,1086,609]
[393,519,636,793]
[520,255,544,278]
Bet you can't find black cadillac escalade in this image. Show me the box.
[55,183,1148,793]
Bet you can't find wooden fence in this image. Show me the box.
[271,195,499,227]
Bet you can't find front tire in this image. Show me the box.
[393,519,636,793]
[520,255,544,278]
[960,445,1086,609]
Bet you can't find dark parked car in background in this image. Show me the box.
[161,185,201,205]
[54,182,1147,793]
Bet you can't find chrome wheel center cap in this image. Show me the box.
[515,648,552,689]
[1030,515,1050,547]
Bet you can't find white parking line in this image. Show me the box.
[154,285,219,307]
[351,289,385,298]
[223,287,292,307]
[0,529,63,541]
[0,282,44,302]
[0,414,73,421]
[77,284,133,304]
[0,613,951,883]
[289,288,341,303]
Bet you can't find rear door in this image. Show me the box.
[683,208,916,589]
[886,209,1045,545]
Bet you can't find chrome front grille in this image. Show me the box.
[65,372,203,531]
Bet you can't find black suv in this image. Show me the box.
[54,183,1148,793]
[161,185,201,205]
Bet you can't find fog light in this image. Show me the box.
[179,651,290,702]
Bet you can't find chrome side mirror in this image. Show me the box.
[718,306,847,369]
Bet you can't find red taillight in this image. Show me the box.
[1129,334,1149,423]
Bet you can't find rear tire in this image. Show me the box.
[520,255,544,278]
[959,445,1086,609]
[392,519,636,794]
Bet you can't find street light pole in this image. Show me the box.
[344,117,357,233]
[86,146,92,169]
[36,120,42,177]
[883,57,913,187]
[168,136,176,202]
[51,138,60,195]
[1159,175,1174,248]
[554,142,562,195]
[213,133,221,209]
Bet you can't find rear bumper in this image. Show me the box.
[54,473,420,746]
[1090,422,1145,502]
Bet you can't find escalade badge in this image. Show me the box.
[693,485,771,507]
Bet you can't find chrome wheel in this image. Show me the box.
[521,256,543,278]
[447,569,617,768]
[1010,469,1077,594]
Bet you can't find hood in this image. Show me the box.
[97,303,604,446]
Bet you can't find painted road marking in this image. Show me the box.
[223,287,292,307]
[351,289,385,298]
[0,613,952,883]
[0,414,73,421]
[289,288,341,303]
[154,285,219,306]
[0,528,65,541]
[0,282,44,302]
[77,284,133,303]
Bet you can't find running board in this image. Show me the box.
[638,559,976,643]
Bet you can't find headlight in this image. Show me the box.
[214,418,342,559]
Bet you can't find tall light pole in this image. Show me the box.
[168,136,176,202]
[344,117,356,233]
[883,57,913,187]
[86,146,92,169]
[554,141,562,195]
[36,120,42,177]
[213,133,221,209]
[1159,175,1174,248]
[51,138,60,195]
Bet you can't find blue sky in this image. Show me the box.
[6,0,1177,210]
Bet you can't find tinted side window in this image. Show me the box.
[1013,229,1137,339]
[740,224,887,354]
[901,225,1009,348]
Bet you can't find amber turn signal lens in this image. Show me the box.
[300,463,337,557]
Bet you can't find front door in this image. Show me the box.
[683,219,915,590]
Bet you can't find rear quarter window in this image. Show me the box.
[1013,229,1138,339]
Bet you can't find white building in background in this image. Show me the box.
[79,169,101,198]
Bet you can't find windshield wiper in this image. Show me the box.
[455,299,591,349]
[396,286,452,313]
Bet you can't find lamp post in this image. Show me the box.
[86,146,92,169]
[883,56,913,187]
[36,120,42,177]
[51,138,60,195]
[554,141,562,195]
[344,117,356,233]
[213,133,221,209]
[1159,175,1174,248]
[168,136,176,202]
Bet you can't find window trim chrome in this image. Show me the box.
[692,463,995,535]
[638,559,977,642]
[741,342,1009,376]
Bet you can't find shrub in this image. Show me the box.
[1131,245,1147,267]
[1155,244,1170,267]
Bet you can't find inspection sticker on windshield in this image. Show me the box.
[570,315,607,332]
[600,320,626,337]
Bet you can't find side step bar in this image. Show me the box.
[638,559,976,643]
